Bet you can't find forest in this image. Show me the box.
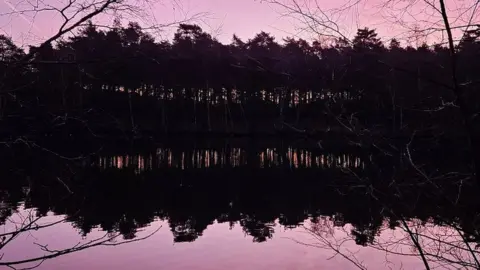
[2,5,480,267]
[1,22,479,141]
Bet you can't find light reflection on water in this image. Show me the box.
[97,148,363,172]
[118,86,356,108]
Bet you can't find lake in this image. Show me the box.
[0,138,477,270]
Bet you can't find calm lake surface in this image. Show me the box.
[2,209,447,270]
[0,138,476,269]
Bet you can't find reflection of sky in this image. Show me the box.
[1,208,460,270]
[2,0,478,47]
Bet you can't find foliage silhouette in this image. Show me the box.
[0,22,478,141]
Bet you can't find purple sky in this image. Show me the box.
[0,0,301,45]
[178,0,297,42]
[1,0,479,47]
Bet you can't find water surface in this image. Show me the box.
[0,139,477,269]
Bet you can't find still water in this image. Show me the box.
[0,139,477,269]
[2,208,455,270]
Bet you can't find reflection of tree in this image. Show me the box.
[288,145,480,270]
[0,209,161,270]
[1,141,480,269]
[240,215,276,243]
[1,157,479,247]
[300,217,480,270]
[169,219,208,242]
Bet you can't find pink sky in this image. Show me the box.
[174,0,298,42]
[1,0,479,47]
[0,0,301,45]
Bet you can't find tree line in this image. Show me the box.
[0,21,479,137]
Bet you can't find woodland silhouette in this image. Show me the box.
[1,22,479,140]
[2,17,480,270]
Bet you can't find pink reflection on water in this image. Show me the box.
[0,208,471,270]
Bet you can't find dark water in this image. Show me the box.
[0,138,478,269]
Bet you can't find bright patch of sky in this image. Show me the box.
[1,0,478,48]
